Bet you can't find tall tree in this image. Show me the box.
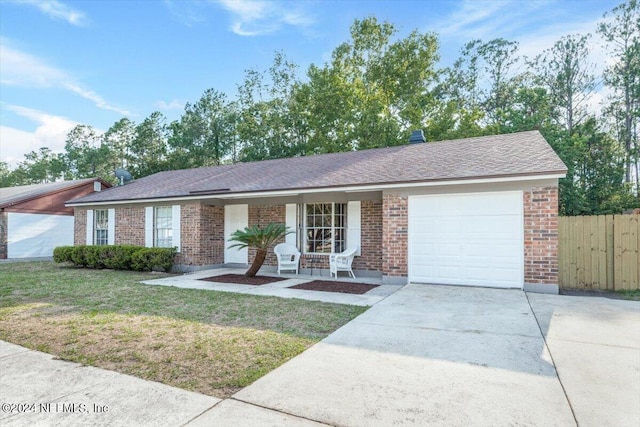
[237,52,305,161]
[532,34,596,134]
[302,17,439,151]
[168,89,236,169]
[129,111,169,178]
[598,0,640,191]
[103,118,136,170]
[0,162,12,187]
[451,38,521,131]
[17,147,65,183]
[63,125,114,182]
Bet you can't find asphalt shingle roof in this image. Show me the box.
[1,178,101,208]
[69,131,567,205]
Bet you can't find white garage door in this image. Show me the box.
[408,192,524,289]
[7,212,74,258]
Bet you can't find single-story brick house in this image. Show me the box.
[1,178,110,259]
[67,130,567,293]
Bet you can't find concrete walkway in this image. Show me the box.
[141,267,400,306]
[2,284,639,426]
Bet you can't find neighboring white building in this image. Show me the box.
[0,179,110,259]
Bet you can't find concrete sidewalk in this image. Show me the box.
[2,285,639,426]
[0,341,325,427]
[528,293,640,427]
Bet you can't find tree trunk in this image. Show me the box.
[245,248,267,277]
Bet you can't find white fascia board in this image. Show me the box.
[65,173,565,208]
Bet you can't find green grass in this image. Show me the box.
[0,262,367,397]
[616,289,640,300]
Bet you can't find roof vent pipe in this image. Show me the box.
[409,129,426,144]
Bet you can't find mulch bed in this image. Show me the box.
[199,274,287,286]
[289,280,379,295]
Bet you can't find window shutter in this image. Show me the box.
[172,205,181,252]
[107,209,115,245]
[144,207,154,247]
[85,209,94,245]
[347,201,361,256]
[285,204,297,247]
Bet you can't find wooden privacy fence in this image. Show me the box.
[559,214,639,290]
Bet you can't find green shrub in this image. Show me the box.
[83,245,103,269]
[69,245,88,267]
[131,247,177,272]
[53,246,74,263]
[101,245,140,270]
[53,245,176,272]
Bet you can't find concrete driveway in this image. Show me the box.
[226,284,640,427]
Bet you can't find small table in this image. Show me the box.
[306,254,325,276]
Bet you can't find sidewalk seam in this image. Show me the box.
[230,397,335,426]
[526,292,579,427]
[180,399,224,427]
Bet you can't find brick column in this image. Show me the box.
[74,208,87,246]
[382,193,408,284]
[524,187,559,292]
[0,211,7,259]
[352,200,383,272]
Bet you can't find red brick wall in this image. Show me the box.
[524,187,559,285]
[74,208,87,245]
[75,204,225,267]
[382,193,408,277]
[114,207,145,246]
[248,204,286,267]
[352,200,383,271]
[176,204,224,266]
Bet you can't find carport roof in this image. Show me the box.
[1,178,106,209]
[68,130,567,205]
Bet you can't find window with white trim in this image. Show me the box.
[154,206,173,248]
[304,203,346,253]
[94,209,109,246]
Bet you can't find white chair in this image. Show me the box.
[274,243,301,275]
[330,247,358,279]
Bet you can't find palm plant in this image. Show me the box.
[228,223,291,277]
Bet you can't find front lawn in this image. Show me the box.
[0,262,366,397]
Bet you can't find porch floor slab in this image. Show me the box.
[141,268,401,306]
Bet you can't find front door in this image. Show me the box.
[224,204,248,264]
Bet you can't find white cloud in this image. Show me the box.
[8,0,88,26]
[163,0,205,27]
[154,99,185,110]
[0,106,79,166]
[435,0,516,39]
[0,40,130,116]
[0,41,67,87]
[214,0,313,36]
[0,126,40,166]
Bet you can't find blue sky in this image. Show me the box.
[0,0,620,165]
